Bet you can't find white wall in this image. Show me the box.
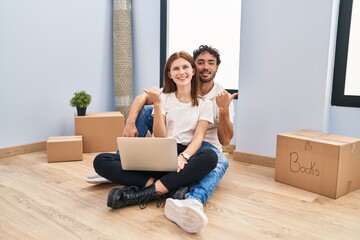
[236,0,338,157]
[0,0,114,148]
[330,106,360,138]
[132,0,161,97]
[1,0,359,158]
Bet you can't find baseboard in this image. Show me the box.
[0,141,46,159]
[0,142,275,169]
[233,150,275,168]
[222,144,235,154]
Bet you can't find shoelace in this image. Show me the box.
[120,186,141,208]
[138,191,166,209]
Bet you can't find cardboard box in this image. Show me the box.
[47,136,83,163]
[275,130,360,199]
[75,112,124,153]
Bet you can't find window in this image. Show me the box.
[332,0,360,107]
[160,0,241,96]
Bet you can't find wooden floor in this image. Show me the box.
[1,151,360,240]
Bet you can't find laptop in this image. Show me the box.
[116,137,179,171]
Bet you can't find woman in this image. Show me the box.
[93,51,217,209]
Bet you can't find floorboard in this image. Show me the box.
[0,151,359,240]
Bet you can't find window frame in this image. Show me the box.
[331,0,360,107]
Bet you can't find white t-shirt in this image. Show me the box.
[160,92,213,146]
[202,82,235,150]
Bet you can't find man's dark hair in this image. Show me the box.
[193,45,221,65]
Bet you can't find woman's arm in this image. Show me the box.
[152,102,167,137]
[183,120,208,156]
[176,120,208,172]
[144,87,167,137]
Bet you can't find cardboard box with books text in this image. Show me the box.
[275,130,360,199]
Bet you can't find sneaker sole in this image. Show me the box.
[164,198,208,233]
[86,178,112,184]
[86,174,112,184]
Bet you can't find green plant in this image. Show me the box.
[70,90,92,108]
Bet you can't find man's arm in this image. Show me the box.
[123,93,153,137]
[216,92,238,146]
[217,108,234,146]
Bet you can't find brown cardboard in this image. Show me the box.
[75,112,124,153]
[47,136,83,163]
[275,130,360,199]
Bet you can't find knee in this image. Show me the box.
[202,149,218,169]
[136,105,154,136]
[138,106,150,119]
[93,153,107,172]
[218,155,229,170]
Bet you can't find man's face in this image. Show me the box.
[195,52,219,84]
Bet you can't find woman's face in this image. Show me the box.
[168,58,195,87]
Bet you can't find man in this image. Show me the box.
[123,45,237,233]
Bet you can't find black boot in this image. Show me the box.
[107,184,163,209]
[167,186,189,200]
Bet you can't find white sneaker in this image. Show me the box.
[86,173,112,184]
[164,198,208,233]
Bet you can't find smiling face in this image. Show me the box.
[195,51,219,84]
[168,58,195,87]
[162,51,199,105]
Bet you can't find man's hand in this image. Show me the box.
[215,90,238,111]
[123,122,138,137]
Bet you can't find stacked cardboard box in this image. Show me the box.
[46,111,124,162]
[75,112,124,153]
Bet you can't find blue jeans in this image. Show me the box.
[136,105,154,137]
[136,105,229,204]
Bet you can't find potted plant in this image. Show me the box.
[70,90,92,116]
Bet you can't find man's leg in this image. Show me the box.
[115,105,153,152]
[164,142,229,233]
[185,142,229,204]
[135,105,154,137]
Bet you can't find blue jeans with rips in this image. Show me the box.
[135,105,229,204]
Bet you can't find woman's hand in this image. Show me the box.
[177,155,188,173]
[144,86,162,105]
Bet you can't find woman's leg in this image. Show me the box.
[93,153,154,187]
[157,148,218,193]
[106,148,217,209]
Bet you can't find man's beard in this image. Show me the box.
[199,71,216,84]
